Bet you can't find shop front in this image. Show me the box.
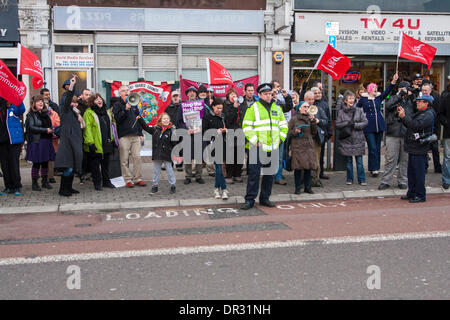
[291,11,450,100]
[0,0,20,74]
[50,2,265,103]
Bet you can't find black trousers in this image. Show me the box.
[320,141,326,174]
[88,153,111,188]
[407,153,427,200]
[430,141,441,172]
[245,147,273,204]
[0,143,22,190]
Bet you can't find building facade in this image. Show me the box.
[291,0,450,98]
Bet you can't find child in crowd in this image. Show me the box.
[203,99,228,200]
[25,96,56,191]
[139,112,177,194]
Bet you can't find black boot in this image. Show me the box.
[32,178,42,191]
[41,176,53,189]
[68,175,80,194]
[58,176,72,197]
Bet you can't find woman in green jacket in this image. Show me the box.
[83,93,116,190]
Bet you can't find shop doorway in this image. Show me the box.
[57,70,89,106]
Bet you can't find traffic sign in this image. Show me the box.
[328,36,337,48]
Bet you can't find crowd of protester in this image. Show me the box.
[1,72,449,205]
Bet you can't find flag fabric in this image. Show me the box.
[398,33,436,69]
[179,75,259,101]
[206,58,233,85]
[0,59,27,106]
[313,44,351,81]
[18,43,44,89]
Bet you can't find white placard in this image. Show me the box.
[55,53,94,68]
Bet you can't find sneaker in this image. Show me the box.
[14,188,22,196]
[126,182,134,188]
[233,177,243,183]
[443,183,450,190]
[359,181,367,186]
[170,185,176,194]
[274,179,287,185]
[151,185,158,193]
[371,171,379,178]
[346,181,353,185]
[136,181,147,187]
[225,178,234,184]
[398,184,407,190]
[184,178,191,185]
[214,188,221,199]
[222,189,229,200]
[49,178,57,183]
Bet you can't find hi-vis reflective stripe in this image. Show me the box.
[279,120,288,127]
[249,135,258,144]
[243,120,254,126]
[253,119,273,126]
[243,126,254,132]
[280,131,287,139]
[254,126,280,132]
[254,103,261,122]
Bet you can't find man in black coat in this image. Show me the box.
[421,80,441,173]
[379,81,414,190]
[398,95,435,203]
[112,85,146,188]
[439,88,450,189]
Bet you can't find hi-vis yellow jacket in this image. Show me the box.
[242,101,288,152]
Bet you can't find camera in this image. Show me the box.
[412,132,437,144]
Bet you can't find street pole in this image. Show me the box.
[327,73,332,170]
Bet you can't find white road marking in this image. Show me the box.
[0,231,449,266]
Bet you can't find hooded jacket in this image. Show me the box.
[139,117,176,162]
[0,100,25,145]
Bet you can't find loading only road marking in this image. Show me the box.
[104,207,241,222]
[276,201,347,210]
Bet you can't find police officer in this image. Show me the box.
[398,94,435,203]
[241,83,289,210]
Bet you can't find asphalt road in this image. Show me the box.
[0,236,448,300]
[0,195,449,301]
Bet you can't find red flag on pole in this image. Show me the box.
[313,45,351,81]
[18,43,44,89]
[398,33,436,69]
[206,58,233,85]
[0,59,27,106]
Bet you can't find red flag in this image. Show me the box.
[314,45,351,81]
[18,43,44,89]
[398,33,436,69]
[0,59,27,106]
[206,58,233,85]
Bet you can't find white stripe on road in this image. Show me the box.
[0,231,449,266]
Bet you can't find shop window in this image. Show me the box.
[97,46,138,54]
[143,46,177,55]
[182,47,258,56]
[144,71,176,82]
[182,69,258,83]
[97,69,138,101]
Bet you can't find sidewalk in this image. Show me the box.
[0,154,448,214]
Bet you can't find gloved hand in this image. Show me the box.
[348,120,355,128]
[89,144,97,154]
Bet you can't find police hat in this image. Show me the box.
[257,83,273,94]
[413,73,422,80]
[417,94,434,104]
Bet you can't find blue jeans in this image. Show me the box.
[364,132,383,172]
[346,156,366,183]
[215,163,227,190]
[442,139,450,185]
[274,141,284,181]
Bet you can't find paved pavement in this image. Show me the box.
[0,151,448,214]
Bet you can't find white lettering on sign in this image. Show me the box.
[276,202,347,210]
[105,207,241,222]
[0,29,6,37]
[295,12,450,43]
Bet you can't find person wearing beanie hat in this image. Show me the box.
[379,80,414,191]
[185,86,198,100]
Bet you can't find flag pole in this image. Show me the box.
[396,55,400,74]
[304,69,314,86]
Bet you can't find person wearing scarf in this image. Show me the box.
[83,93,115,191]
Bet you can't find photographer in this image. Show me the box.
[379,81,414,190]
[397,95,435,203]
